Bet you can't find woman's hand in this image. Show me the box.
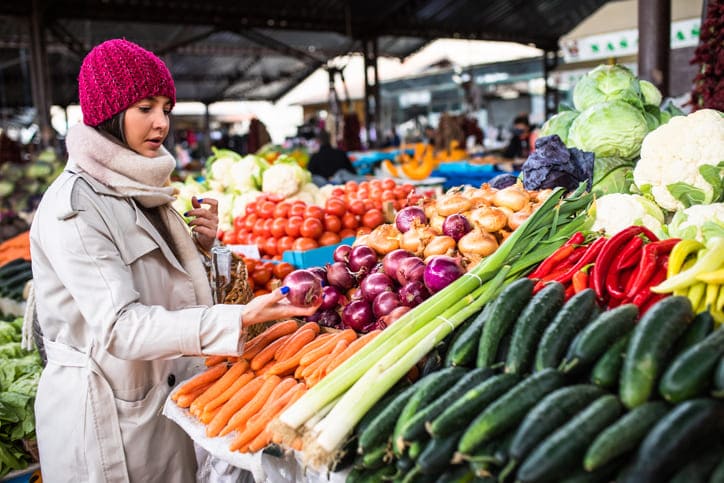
[186,196,219,251]
[241,287,321,326]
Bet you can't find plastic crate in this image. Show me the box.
[282,237,355,269]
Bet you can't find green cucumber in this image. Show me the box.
[358,383,418,453]
[668,442,724,483]
[461,430,514,467]
[589,333,630,389]
[673,310,714,356]
[409,436,429,461]
[620,296,693,409]
[433,465,474,483]
[428,373,520,438]
[505,281,566,375]
[534,289,599,372]
[346,464,396,483]
[396,456,414,473]
[583,400,669,471]
[457,368,565,455]
[476,278,535,368]
[557,460,623,483]
[562,304,638,373]
[356,380,410,439]
[516,394,623,483]
[659,326,724,403]
[621,398,724,483]
[418,432,464,475]
[508,384,605,464]
[359,443,387,469]
[711,457,724,483]
[401,466,439,483]
[714,354,724,398]
[445,310,486,367]
[421,345,445,377]
[493,330,513,367]
[402,368,493,442]
[394,367,467,455]
[0,259,32,280]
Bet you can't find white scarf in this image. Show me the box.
[65,123,213,306]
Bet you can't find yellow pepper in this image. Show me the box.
[667,239,704,279]
[696,268,724,284]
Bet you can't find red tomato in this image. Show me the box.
[243,213,258,231]
[342,212,359,230]
[382,178,397,191]
[277,236,295,254]
[319,231,341,246]
[252,218,265,236]
[263,237,278,256]
[300,218,324,239]
[304,205,325,221]
[369,179,383,190]
[261,218,274,238]
[233,216,245,232]
[285,216,303,238]
[270,217,287,238]
[293,237,319,251]
[363,200,375,212]
[393,186,407,199]
[252,265,273,285]
[331,187,345,197]
[243,258,257,272]
[356,226,372,236]
[359,181,370,191]
[348,200,365,215]
[272,262,294,279]
[369,188,382,201]
[362,209,385,228]
[324,198,347,217]
[273,201,291,219]
[345,180,358,192]
[254,289,271,297]
[245,201,257,216]
[237,232,251,245]
[323,214,342,233]
[258,200,276,219]
[222,231,237,245]
[289,202,306,217]
[382,189,396,201]
[339,228,356,239]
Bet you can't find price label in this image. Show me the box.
[226,244,260,259]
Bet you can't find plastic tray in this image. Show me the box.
[282,237,355,269]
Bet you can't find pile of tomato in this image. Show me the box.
[222,179,423,259]
[242,258,295,297]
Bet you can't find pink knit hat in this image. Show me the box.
[78,39,176,126]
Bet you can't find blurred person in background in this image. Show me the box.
[308,129,359,186]
[502,113,532,162]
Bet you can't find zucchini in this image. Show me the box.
[428,373,520,438]
[673,310,714,356]
[394,367,467,455]
[589,333,630,389]
[562,304,637,373]
[418,432,464,475]
[358,383,418,453]
[583,400,669,471]
[505,281,566,375]
[621,398,724,483]
[508,384,605,464]
[714,354,724,398]
[534,289,599,372]
[620,296,693,409]
[668,442,724,483]
[445,310,485,367]
[402,368,493,442]
[476,278,535,368]
[433,465,474,483]
[659,326,724,403]
[457,368,565,455]
[516,395,623,483]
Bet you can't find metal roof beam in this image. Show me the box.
[156,27,218,55]
[229,28,325,64]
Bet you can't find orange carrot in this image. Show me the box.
[202,370,255,415]
[173,362,228,399]
[274,328,317,362]
[204,355,228,367]
[175,382,213,408]
[206,376,266,437]
[301,352,331,379]
[190,360,250,416]
[299,329,356,366]
[294,365,305,379]
[219,375,282,436]
[250,334,293,372]
[244,428,271,453]
[200,406,222,425]
[319,339,350,379]
[290,332,335,363]
[325,329,380,374]
[243,386,307,453]
[291,436,303,451]
[241,320,299,360]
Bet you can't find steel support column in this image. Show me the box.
[638,0,670,97]
[203,102,211,159]
[362,37,380,149]
[543,49,558,119]
[28,0,53,148]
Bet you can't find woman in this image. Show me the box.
[29,39,318,482]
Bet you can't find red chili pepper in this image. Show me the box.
[572,270,589,294]
[648,238,681,255]
[564,284,576,301]
[606,263,628,300]
[631,266,668,306]
[626,243,661,300]
[528,232,586,279]
[639,292,667,316]
[615,236,644,271]
[592,226,659,303]
[552,237,607,285]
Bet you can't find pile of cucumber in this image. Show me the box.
[347,279,724,483]
[0,258,32,301]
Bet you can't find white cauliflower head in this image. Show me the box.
[667,203,724,243]
[633,109,724,212]
[592,193,666,237]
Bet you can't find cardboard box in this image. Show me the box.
[282,237,355,269]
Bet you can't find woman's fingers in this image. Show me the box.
[241,287,321,325]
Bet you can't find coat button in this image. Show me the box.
[167,374,176,387]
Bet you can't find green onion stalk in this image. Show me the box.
[272,185,594,467]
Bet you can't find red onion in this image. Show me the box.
[320,285,342,310]
[372,291,401,319]
[442,214,472,241]
[333,244,353,263]
[423,255,464,294]
[382,249,413,280]
[396,256,426,285]
[360,272,395,302]
[348,245,378,275]
[326,262,356,290]
[395,206,427,233]
[283,269,323,307]
[317,309,341,329]
[399,280,430,307]
[307,266,328,284]
[341,299,374,332]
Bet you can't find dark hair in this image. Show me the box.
[513,115,530,127]
[96,112,126,145]
[316,129,331,146]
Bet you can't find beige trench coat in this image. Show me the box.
[29,169,245,483]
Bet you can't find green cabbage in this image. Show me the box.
[639,80,662,107]
[568,100,649,161]
[539,111,579,145]
[573,64,644,111]
[591,157,635,196]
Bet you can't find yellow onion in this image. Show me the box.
[492,185,529,212]
[508,204,534,230]
[429,214,446,234]
[457,229,499,258]
[367,224,401,255]
[400,226,435,257]
[437,194,472,217]
[470,206,508,233]
[423,235,457,258]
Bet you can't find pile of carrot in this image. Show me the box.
[0,231,31,266]
[170,319,379,453]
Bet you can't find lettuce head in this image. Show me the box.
[539,111,579,145]
[573,64,643,111]
[591,157,635,196]
[639,80,662,107]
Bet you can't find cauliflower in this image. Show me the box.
[633,109,724,212]
[667,203,724,243]
[592,193,666,237]
[261,157,311,198]
[229,155,269,193]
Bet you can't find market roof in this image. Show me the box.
[0,0,610,108]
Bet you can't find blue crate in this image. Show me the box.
[282,237,355,269]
